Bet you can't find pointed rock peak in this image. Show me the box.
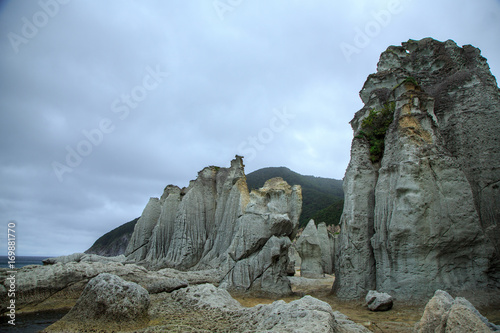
[305,219,317,231]
[299,219,320,240]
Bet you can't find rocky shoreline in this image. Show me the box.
[2,259,499,332]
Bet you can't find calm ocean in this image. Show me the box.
[0,256,47,269]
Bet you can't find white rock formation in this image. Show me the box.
[221,177,302,295]
[334,38,500,303]
[125,197,162,262]
[296,219,335,278]
[124,156,302,296]
[296,220,323,278]
[317,222,335,274]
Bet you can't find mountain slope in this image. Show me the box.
[246,167,343,227]
[85,217,139,256]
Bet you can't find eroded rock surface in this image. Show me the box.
[414,290,499,332]
[0,262,217,314]
[124,156,302,296]
[221,177,302,295]
[168,284,369,333]
[45,273,150,332]
[334,38,500,303]
[296,220,335,278]
[43,253,126,265]
[296,219,323,278]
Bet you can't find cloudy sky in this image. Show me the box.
[1,0,499,256]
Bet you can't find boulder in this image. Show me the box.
[414,290,498,332]
[171,283,242,312]
[236,295,370,333]
[45,273,150,332]
[445,303,491,333]
[171,284,369,332]
[334,38,500,302]
[365,290,393,311]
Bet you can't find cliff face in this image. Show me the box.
[334,38,500,302]
[125,156,302,295]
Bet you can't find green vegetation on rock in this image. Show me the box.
[356,101,396,163]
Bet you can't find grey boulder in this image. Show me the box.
[414,290,498,332]
[45,273,150,332]
[171,284,369,333]
[365,290,393,311]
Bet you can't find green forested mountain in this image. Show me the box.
[246,167,344,227]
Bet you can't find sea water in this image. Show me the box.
[0,256,46,269]
[1,256,68,331]
[0,310,68,332]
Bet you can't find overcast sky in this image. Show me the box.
[1,0,499,256]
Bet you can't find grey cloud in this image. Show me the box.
[1,0,499,255]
